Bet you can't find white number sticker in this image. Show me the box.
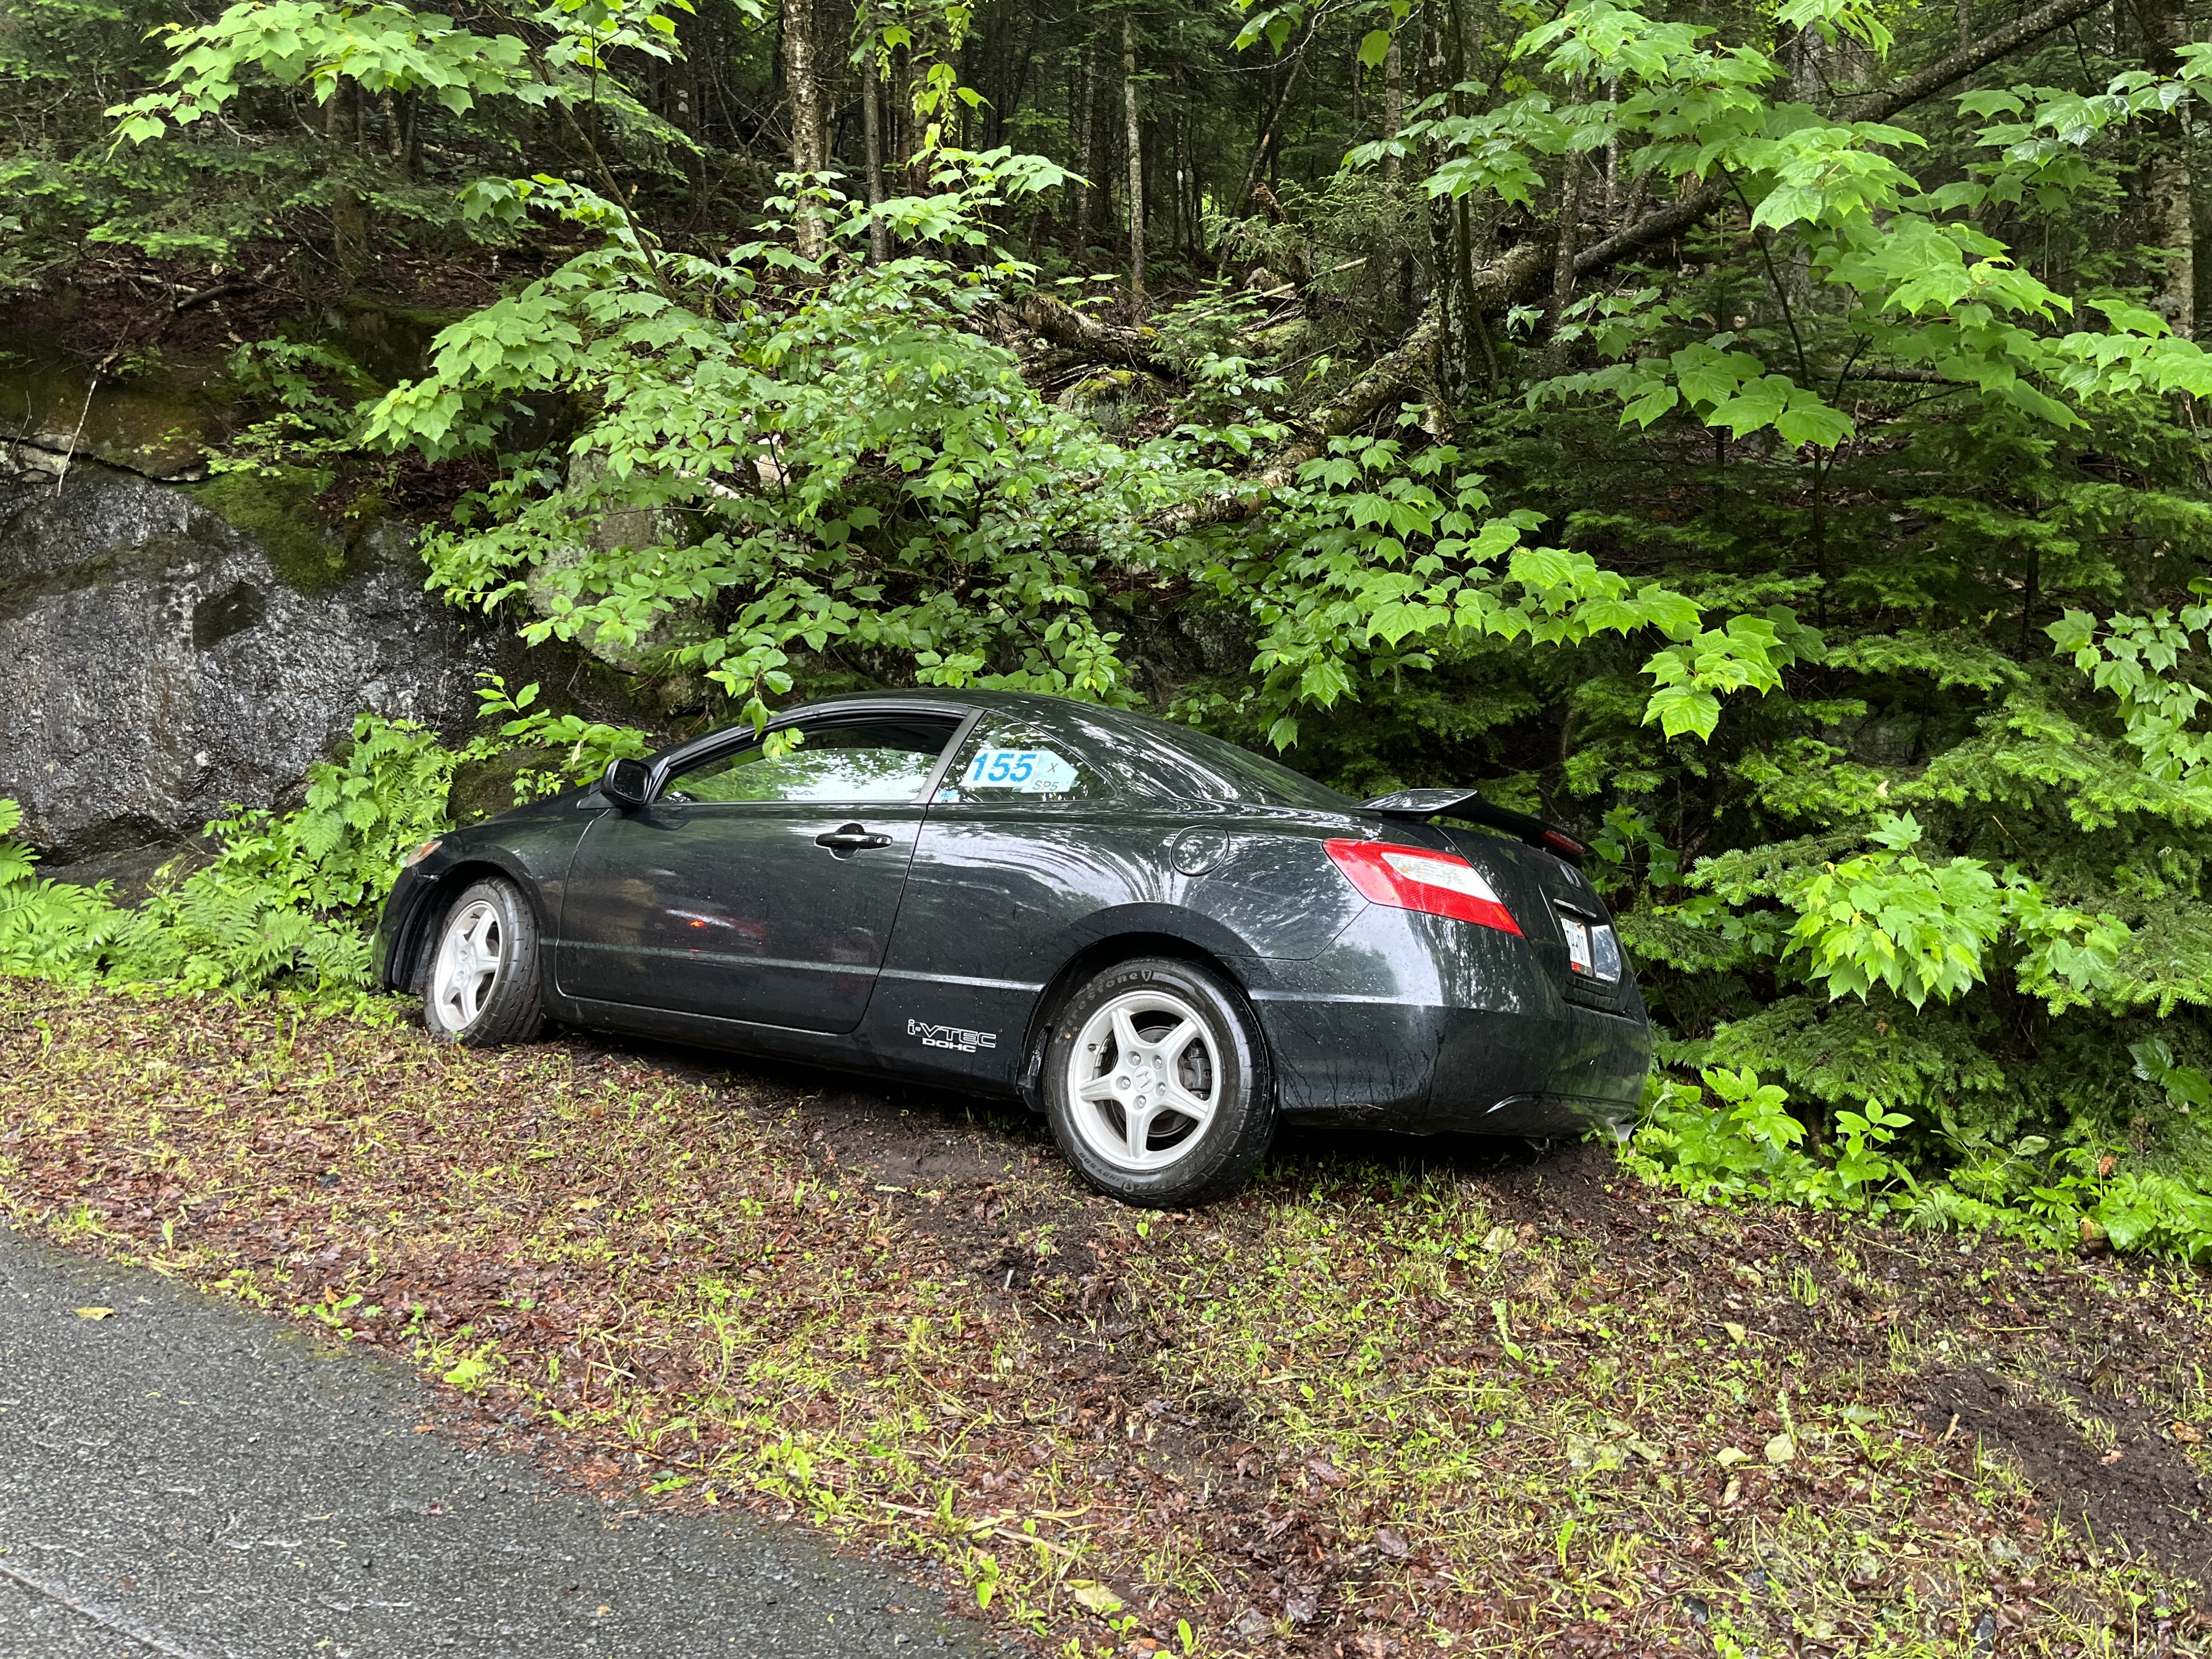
[963,748,1079,794]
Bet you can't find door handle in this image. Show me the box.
[816,823,894,852]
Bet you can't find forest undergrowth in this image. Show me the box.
[2,982,2208,1658]
[13,0,2212,1426]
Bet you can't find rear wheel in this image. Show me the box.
[424,877,544,1046]
[1042,957,1274,1207]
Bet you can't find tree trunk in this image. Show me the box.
[1123,13,1144,298]
[861,34,890,262]
[1550,151,1581,317]
[783,0,828,259]
[1381,31,1403,183]
[672,30,704,222]
[1004,8,1038,150]
[1439,0,1486,394]
[2143,0,2193,335]
[325,81,367,282]
[1602,77,1618,213]
[1073,45,1098,251]
[1187,110,1205,258]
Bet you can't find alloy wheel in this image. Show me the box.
[431,899,504,1032]
[1064,989,1220,1171]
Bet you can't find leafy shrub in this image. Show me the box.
[0,684,654,1006]
[2,716,461,1002]
[0,675,655,1009]
[1629,1067,2212,1263]
[0,803,148,981]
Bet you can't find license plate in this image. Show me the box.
[1560,916,1594,974]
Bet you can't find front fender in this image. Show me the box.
[371,831,578,994]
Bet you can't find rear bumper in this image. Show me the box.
[1249,995,1650,1134]
[1238,902,1652,1136]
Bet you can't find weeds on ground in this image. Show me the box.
[1630,1067,2212,1263]
[1,983,2208,1657]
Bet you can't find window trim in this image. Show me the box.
[650,705,978,809]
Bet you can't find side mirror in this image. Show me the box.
[600,757,652,809]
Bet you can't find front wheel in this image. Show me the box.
[424,877,544,1046]
[1042,957,1275,1207]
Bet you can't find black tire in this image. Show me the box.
[422,877,544,1046]
[1041,956,1275,1207]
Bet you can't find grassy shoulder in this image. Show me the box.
[2,981,2208,1658]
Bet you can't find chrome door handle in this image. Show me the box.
[816,823,894,851]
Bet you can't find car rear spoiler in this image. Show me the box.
[1362,788,1587,861]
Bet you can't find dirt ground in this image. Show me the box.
[786,1063,2212,1587]
[3,985,2208,1657]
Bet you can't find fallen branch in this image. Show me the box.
[1002,292,1181,380]
[1847,0,2117,125]
[172,278,258,314]
[1568,0,2120,285]
[1150,295,1451,538]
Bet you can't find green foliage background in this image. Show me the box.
[6,0,2212,1257]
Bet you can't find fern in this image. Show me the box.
[0,714,465,1004]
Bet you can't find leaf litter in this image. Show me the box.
[1,983,2209,1657]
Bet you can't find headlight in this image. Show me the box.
[402,839,442,868]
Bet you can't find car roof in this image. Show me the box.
[743,689,1363,814]
[789,687,1139,731]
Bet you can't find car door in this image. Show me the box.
[555,712,964,1034]
[867,713,1138,1081]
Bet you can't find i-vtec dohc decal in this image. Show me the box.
[907,1019,998,1054]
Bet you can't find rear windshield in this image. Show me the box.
[1088,713,1358,811]
[1168,726,1359,810]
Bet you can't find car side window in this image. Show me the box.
[935,721,1110,803]
[662,718,960,805]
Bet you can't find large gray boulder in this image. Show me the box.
[0,443,491,870]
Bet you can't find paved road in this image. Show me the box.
[0,1228,992,1658]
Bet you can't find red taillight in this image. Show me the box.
[1323,839,1522,935]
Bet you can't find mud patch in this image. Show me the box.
[1468,1134,1624,1237]
[793,1081,1039,1193]
[1926,1368,2212,1583]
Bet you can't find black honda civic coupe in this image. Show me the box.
[371,689,1651,1206]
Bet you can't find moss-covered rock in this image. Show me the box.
[329,295,455,391]
[188,467,365,597]
[445,745,566,826]
[523,448,714,675]
[1056,369,1172,436]
[0,448,487,860]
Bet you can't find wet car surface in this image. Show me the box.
[374,690,1651,1203]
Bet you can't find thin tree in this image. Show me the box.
[783,0,830,259]
[859,14,891,263]
[2142,0,2195,335]
[1073,40,1098,252]
[1123,10,1144,297]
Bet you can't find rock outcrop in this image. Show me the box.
[0,444,491,866]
